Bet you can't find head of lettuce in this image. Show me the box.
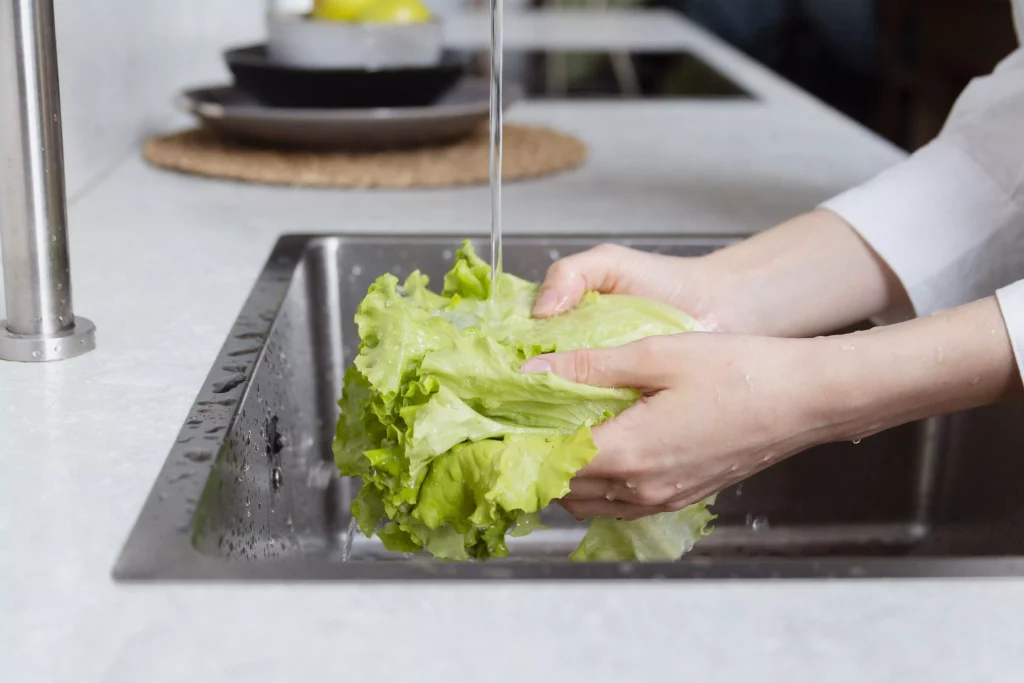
[333,242,716,561]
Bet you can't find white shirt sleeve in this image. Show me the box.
[820,47,1024,376]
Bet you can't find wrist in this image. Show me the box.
[808,298,1021,443]
[775,338,852,449]
[688,255,762,335]
[698,210,908,337]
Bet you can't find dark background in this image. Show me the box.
[664,0,1019,150]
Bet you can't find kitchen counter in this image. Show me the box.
[3,9,1022,682]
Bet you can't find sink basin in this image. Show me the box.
[114,235,1024,580]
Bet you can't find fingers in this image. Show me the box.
[560,481,723,521]
[567,468,711,507]
[567,477,690,506]
[566,477,614,499]
[559,498,668,521]
[521,336,675,391]
[532,244,633,317]
[580,397,660,477]
[566,475,678,505]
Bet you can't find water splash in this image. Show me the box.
[340,517,359,562]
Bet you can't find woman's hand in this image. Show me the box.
[532,244,733,331]
[523,332,831,519]
[522,298,1020,520]
[534,210,911,337]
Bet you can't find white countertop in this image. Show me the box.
[3,9,1022,682]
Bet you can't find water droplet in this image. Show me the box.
[747,514,769,532]
[735,484,743,497]
[852,439,861,445]
[271,467,283,490]
[31,351,41,359]
[243,461,250,472]
[674,482,684,490]
[50,234,57,243]
[351,265,363,276]
[841,344,856,352]
[441,250,453,260]
[184,450,212,463]
[245,497,251,507]
[548,249,561,261]
[56,282,63,291]
[212,373,245,394]
[604,492,616,501]
[624,480,636,489]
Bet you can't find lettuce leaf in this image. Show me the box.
[334,241,715,561]
[570,495,717,562]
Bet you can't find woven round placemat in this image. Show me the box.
[143,124,587,189]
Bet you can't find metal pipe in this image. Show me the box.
[0,0,94,362]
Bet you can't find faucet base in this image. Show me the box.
[0,317,96,362]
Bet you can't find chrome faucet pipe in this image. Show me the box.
[0,0,94,362]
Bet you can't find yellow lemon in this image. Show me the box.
[357,0,432,24]
[312,0,378,22]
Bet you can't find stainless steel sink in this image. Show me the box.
[113,235,1024,580]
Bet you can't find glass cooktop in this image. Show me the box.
[465,50,752,99]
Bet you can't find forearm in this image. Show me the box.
[809,297,1022,443]
[698,209,910,337]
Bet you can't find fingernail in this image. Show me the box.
[533,289,559,315]
[521,357,552,373]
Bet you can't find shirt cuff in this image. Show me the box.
[997,280,1024,382]
[820,140,1011,319]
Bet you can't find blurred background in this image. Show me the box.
[49,0,1019,200]
[489,0,1020,151]
[666,0,1018,150]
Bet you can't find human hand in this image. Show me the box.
[524,295,1023,520]
[521,332,832,519]
[531,244,734,332]
[534,211,911,338]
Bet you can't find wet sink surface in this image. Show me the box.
[114,235,1024,580]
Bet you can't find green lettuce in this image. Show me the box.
[333,241,715,561]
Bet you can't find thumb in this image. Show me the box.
[532,245,629,318]
[521,337,673,391]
